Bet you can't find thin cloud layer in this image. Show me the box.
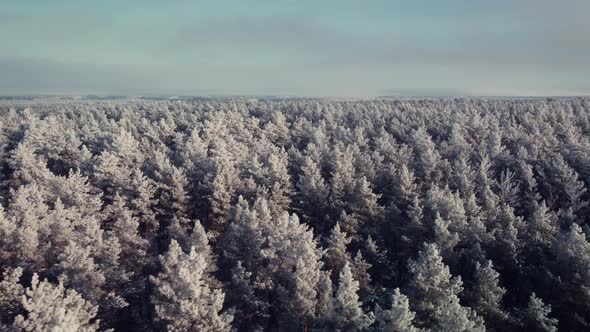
[1,0,589,96]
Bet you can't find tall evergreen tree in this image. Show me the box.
[0,267,24,325]
[374,288,418,332]
[332,263,374,331]
[520,293,558,332]
[13,274,101,332]
[150,240,233,332]
[433,294,485,332]
[296,156,329,224]
[325,222,352,280]
[407,243,463,325]
[468,260,507,322]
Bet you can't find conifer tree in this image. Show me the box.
[433,212,460,257]
[0,267,24,325]
[105,193,148,278]
[396,164,418,207]
[411,127,442,184]
[296,156,329,224]
[469,260,507,321]
[13,274,101,332]
[433,294,485,332]
[374,288,418,332]
[520,293,558,332]
[261,212,324,326]
[227,261,268,332]
[56,241,107,303]
[325,222,352,279]
[151,240,233,332]
[351,176,384,229]
[351,250,372,299]
[332,263,374,331]
[407,243,463,323]
[315,271,334,323]
[525,201,557,248]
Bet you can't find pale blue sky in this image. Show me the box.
[1,0,589,97]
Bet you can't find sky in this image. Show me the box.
[1,0,589,97]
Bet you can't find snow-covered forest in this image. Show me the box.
[1,97,590,331]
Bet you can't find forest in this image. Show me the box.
[0,97,589,331]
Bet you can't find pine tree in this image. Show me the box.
[262,149,292,215]
[129,169,158,241]
[351,250,372,299]
[227,261,268,332]
[489,204,523,266]
[476,156,499,220]
[517,159,541,213]
[525,201,557,248]
[13,274,101,332]
[453,153,476,198]
[151,240,233,332]
[433,294,485,332]
[51,170,103,219]
[264,111,290,147]
[433,212,460,258]
[520,293,558,332]
[495,169,521,208]
[552,223,590,276]
[329,145,356,210]
[396,164,418,207]
[325,222,352,279]
[338,211,361,241]
[146,150,190,224]
[0,267,24,324]
[185,221,214,264]
[350,176,384,230]
[424,185,467,235]
[260,212,324,326]
[486,123,505,160]
[296,156,329,224]
[218,197,268,290]
[55,241,107,304]
[550,223,590,325]
[463,193,492,244]
[446,123,472,160]
[294,258,320,323]
[411,127,442,184]
[208,161,235,237]
[469,260,507,320]
[315,271,334,323]
[374,288,418,332]
[104,193,148,279]
[5,184,45,268]
[0,205,16,265]
[404,197,427,243]
[550,155,587,214]
[332,263,373,331]
[407,243,463,323]
[8,142,53,190]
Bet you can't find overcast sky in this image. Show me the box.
[1,0,589,97]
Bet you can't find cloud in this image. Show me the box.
[0,59,152,95]
[168,6,590,71]
[1,0,589,96]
